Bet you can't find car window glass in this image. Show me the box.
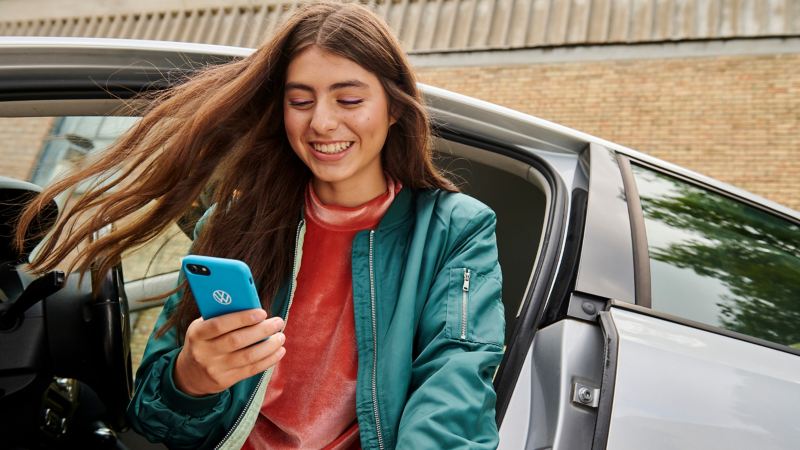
[0,116,191,281]
[631,163,800,349]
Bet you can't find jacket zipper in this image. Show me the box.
[214,219,304,450]
[369,230,385,450]
[282,219,305,324]
[213,371,266,450]
[461,269,471,340]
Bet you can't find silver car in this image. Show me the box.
[0,38,798,450]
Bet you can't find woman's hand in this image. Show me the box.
[173,309,286,397]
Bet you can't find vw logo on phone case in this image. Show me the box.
[212,289,232,305]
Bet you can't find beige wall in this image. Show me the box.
[0,117,54,181]
[418,52,800,211]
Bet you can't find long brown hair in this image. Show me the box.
[15,1,456,340]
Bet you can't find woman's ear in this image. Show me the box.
[388,103,400,126]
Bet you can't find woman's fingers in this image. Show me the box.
[212,316,284,352]
[191,334,287,393]
[225,331,286,369]
[191,308,270,340]
[227,346,287,381]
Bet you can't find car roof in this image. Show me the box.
[0,36,796,221]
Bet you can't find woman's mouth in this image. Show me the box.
[312,141,354,154]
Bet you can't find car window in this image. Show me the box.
[0,116,192,281]
[631,163,800,349]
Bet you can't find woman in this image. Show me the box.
[17,2,504,449]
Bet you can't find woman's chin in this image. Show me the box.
[309,168,357,186]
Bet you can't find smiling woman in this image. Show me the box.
[283,46,395,207]
[14,2,504,450]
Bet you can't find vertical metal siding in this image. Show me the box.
[527,0,551,46]
[1,0,799,52]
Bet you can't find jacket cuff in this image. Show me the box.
[160,349,223,416]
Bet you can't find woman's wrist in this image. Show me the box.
[173,349,207,397]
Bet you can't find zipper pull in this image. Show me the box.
[463,269,471,291]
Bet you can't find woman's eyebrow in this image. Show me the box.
[329,80,368,91]
[285,80,368,92]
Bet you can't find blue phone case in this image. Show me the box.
[182,255,261,319]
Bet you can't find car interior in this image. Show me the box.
[0,111,551,449]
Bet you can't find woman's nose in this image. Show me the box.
[310,103,338,133]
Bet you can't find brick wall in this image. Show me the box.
[0,117,54,181]
[2,54,797,211]
[417,53,800,211]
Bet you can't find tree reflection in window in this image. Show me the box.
[631,164,800,348]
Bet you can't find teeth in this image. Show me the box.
[312,141,352,154]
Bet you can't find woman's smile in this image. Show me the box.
[309,140,355,161]
[311,141,353,154]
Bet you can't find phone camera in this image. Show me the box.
[187,264,211,276]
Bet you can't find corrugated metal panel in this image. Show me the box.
[1,0,799,52]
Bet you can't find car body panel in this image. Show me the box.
[526,319,604,450]
[606,307,800,450]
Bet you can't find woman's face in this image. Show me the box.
[284,45,395,205]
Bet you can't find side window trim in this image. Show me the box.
[616,154,652,308]
[610,300,800,358]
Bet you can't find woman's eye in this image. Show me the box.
[288,100,313,107]
[338,99,363,106]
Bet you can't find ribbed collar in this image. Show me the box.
[305,177,402,231]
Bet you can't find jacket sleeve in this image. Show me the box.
[396,204,506,449]
[126,208,233,449]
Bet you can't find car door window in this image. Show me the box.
[630,163,800,348]
[0,116,192,281]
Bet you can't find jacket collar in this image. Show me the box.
[375,186,413,231]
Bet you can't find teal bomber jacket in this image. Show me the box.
[127,188,506,449]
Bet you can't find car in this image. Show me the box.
[0,37,798,450]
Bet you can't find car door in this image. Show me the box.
[592,154,800,449]
[512,142,800,450]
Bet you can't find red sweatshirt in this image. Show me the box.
[243,178,400,450]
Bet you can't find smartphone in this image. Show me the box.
[181,255,262,320]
